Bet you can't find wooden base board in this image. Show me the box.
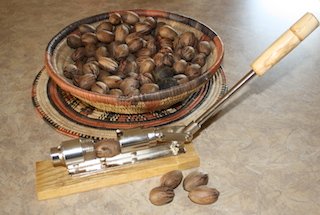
[36,144,200,200]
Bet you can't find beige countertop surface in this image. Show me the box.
[1,0,320,214]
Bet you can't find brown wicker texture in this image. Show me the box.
[32,67,227,139]
[45,9,224,114]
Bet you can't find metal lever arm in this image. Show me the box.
[183,70,256,135]
[183,12,319,135]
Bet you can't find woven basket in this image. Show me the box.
[45,9,224,114]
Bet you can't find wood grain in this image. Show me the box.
[36,143,200,200]
[251,12,319,76]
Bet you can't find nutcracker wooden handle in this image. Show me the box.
[251,12,319,76]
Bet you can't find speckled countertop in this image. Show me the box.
[1,0,320,214]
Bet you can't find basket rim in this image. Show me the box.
[45,9,224,105]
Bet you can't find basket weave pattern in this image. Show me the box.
[45,9,224,113]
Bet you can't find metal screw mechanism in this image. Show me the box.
[50,138,95,167]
